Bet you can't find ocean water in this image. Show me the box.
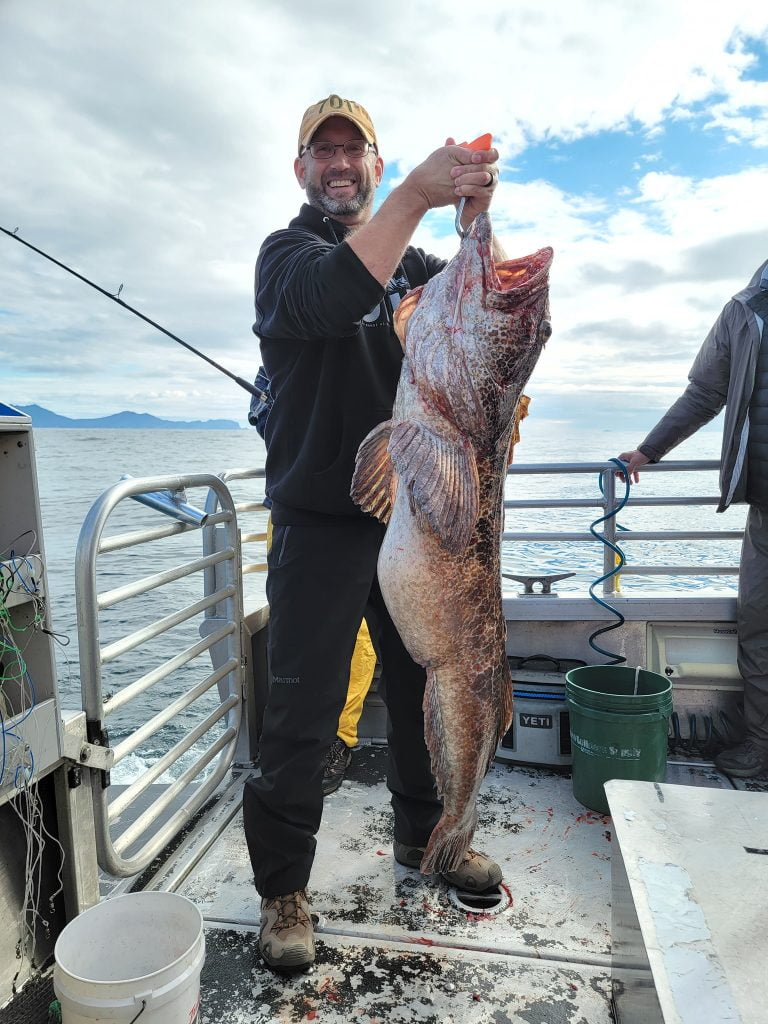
[30,422,744,784]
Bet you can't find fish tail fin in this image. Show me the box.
[420,666,478,874]
[420,814,477,875]
[420,658,513,875]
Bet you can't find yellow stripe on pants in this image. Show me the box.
[337,617,377,748]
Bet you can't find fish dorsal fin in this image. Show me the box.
[351,420,396,523]
[389,420,479,554]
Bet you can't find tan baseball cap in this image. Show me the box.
[298,93,377,154]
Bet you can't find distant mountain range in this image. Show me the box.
[17,404,241,430]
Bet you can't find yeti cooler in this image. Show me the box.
[495,655,584,767]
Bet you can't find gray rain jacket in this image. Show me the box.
[639,259,768,512]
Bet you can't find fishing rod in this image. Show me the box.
[0,224,264,401]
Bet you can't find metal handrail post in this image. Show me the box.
[204,467,269,768]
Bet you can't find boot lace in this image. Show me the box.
[266,890,311,936]
[325,738,349,771]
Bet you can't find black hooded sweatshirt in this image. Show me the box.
[253,203,445,523]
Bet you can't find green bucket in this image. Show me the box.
[565,665,672,815]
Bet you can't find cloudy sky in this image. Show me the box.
[1,0,766,431]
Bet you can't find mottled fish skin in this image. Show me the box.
[352,213,552,874]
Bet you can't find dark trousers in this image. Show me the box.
[242,515,442,897]
[738,504,768,743]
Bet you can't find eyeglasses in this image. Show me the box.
[302,140,376,160]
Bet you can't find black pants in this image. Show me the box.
[738,504,768,743]
[243,515,442,897]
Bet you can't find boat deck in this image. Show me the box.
[176,748,739,1024]
[1,748,764,1023]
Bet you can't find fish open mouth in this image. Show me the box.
[467,212,552,301]
[493,247,553,299]
[393,214,553,345]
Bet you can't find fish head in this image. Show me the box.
[395,212,553,442]
[455,211,553,374]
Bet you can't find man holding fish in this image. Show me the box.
[246,93,529,971]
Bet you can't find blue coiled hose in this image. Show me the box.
[587,458,631,664]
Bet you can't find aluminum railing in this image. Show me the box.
[75,473,244,877]
[504,460,742,594]
[72,460,736,878]
[202,468,269,767]
[205,460,741,600]
[203,467,268,579]
[71,457,738,875]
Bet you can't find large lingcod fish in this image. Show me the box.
[351,212,553,874]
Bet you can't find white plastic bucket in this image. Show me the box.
[53,892,205,1023]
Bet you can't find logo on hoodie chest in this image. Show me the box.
[363,272,411,327]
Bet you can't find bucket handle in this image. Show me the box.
[129,1001,147,1024]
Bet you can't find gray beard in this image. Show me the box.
[305,179,375,218]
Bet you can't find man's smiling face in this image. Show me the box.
[294,115,383,226]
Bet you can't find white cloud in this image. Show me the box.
[0,0,766,424]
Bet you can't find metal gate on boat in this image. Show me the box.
[203,466,270,765]
[75,473,244,877]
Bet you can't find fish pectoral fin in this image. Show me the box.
[389,421,479,554]
[351,420,396,523]
[393,285,425,348]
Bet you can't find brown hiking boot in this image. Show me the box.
[393,841,503,891]
[259,889,315,969]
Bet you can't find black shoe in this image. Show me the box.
[714,737,768,778]
[322,737,352,796]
